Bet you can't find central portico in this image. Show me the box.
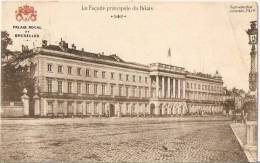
[148,63,188,116]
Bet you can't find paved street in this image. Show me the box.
[0,117,247,162]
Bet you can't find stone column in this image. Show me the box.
[105,103,110,117]
[183,80,186,99]
[73,101,77,116]
[82,102,86,116]
[21,88,29,116]
[245,121,257,151]
[162,76,165,98]
[172,78,175,98]
[156,75,159,98]
[178,79,181,98]
[90,102,94,116]
[53,100,58,116]
[33,94,40,117]
[114,103,120,117]
[149,77,152,98]
[167,77,171,98]
[137,104,140,117]
[98,103,102,117]
[161,105,165,115]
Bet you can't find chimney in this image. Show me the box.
[71,43,76,50]
[42,40,47,48]
[59,38,68,51]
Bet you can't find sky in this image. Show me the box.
[1,1,257,91]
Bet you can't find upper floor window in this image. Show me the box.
[58,81,62,93]
[47,64,52,72]
[47,79,52,92]
[94,70,98,78]
[101,85,106,95]
[132,87,135,97]
[119,86,122,96]
[102,71,106,79]
[126,74,129,81]
[68,82,72,93]
[126,87,129,97]
[77,68,81,76]
[111,72,114,79]
[77,82,81,94]
[139,76,142,83]
[86,69,90,77]
[110,85,114,95]
[138,87,142,97]
[94,103,98,114]
[198,84,201,90]
[85,83,90,94]
[58,65,63,73]
[119,73,122,81]
[145,77,148,83]
[145,88,148,98]
[68,66,72,75]
[133,75,136,82]
[102,103,106,113]
[94,84,98,94]
[186,82,189,88]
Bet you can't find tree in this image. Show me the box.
[1,31,36,101]
[1,31,13,59]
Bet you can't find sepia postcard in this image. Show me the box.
[0,1,258,162]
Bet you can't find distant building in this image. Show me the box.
[223,88,246,113]
[29,39,224,117]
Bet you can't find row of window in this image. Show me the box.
[186,82,221,92]
[48,79,149,98]
[186,92,223,101]
[48,64,148,83]
[47,101,148,114]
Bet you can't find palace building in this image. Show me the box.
[31,40,224,117]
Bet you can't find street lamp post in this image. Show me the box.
[244,21,258,151]
[246,21,258,93]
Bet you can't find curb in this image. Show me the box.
[230,124,256,163]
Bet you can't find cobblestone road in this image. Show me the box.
[0,117,247,162]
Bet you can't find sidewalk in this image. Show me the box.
[230,123,257,162]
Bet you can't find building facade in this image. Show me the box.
[31,40,224,117]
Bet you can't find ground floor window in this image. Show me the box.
[67,102,73,113]
[102,103,106,114]
[94,103,98,114]
[86,102,90,114]
[131,104,135,114]
[47,101,53,113]
[126,103,129,113]
[58,101,64,113]
[77,102,83,113]
[119,103,122,113]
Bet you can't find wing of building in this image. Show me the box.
[30,40,224,117]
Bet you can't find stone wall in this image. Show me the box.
[1,102,24,117]
[1,90,29,117]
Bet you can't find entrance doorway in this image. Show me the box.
[150,103,155,115]
[109,104,115,117]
